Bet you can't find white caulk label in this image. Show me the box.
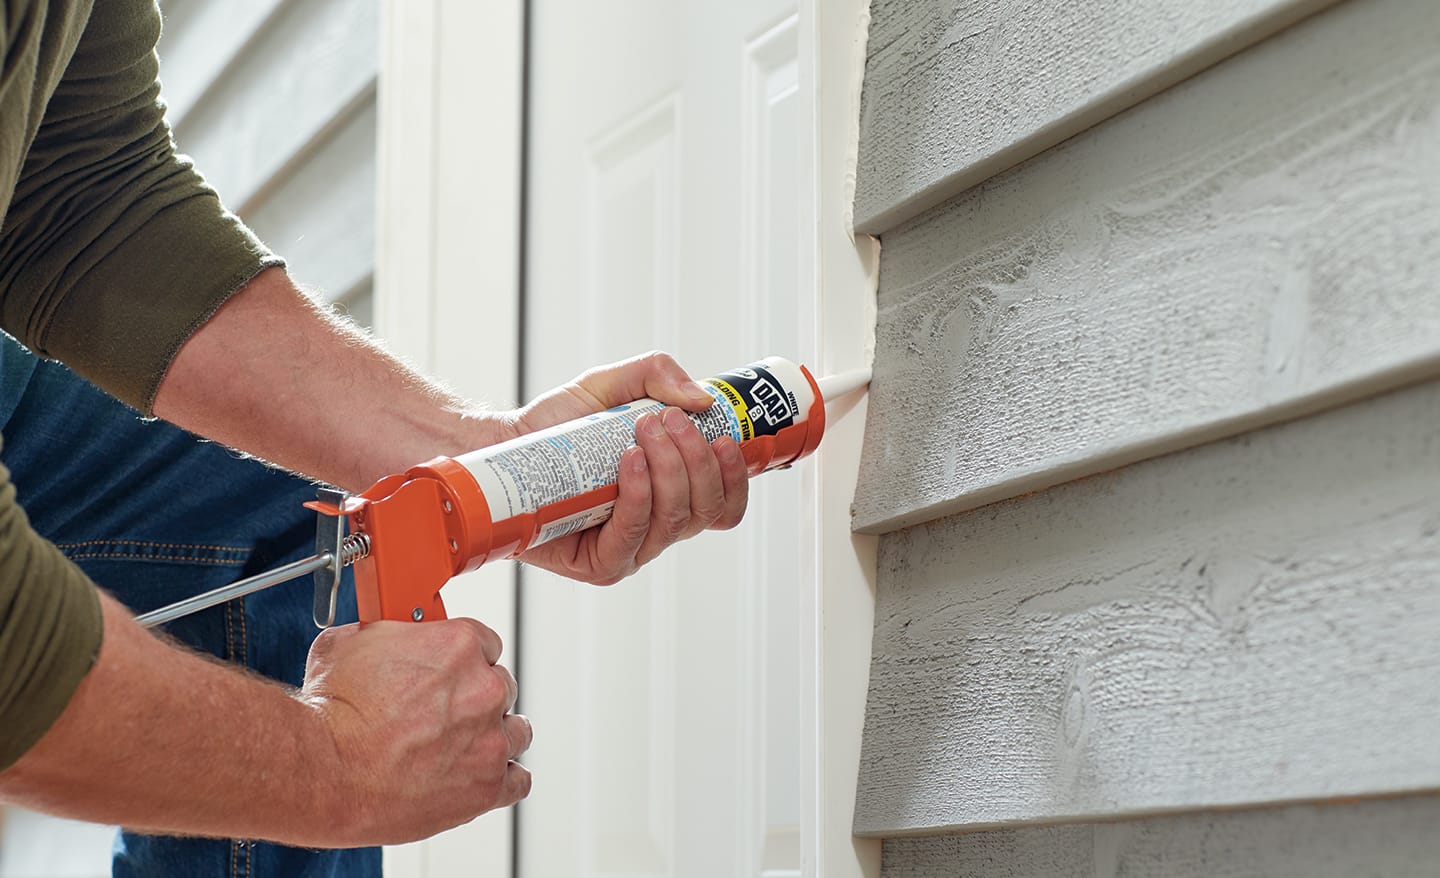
[454,357,815,552]
[535,500,616,545]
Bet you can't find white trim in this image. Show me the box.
[375,0,524,874]
[798,0,881,875]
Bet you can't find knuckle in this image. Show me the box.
[479,667,509,704]
[497,665,518,703]
[714,495,749,531]
[640,349,673,369]
[482,731,511,768]
[693,492,725,525]
[657,508,689,543]
[618,513,650,540]
[710,513,739,531]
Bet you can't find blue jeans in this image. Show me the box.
[0,336,382,877]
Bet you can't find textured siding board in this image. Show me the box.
[157,0,379,322]
[167,0,379,212]
[881,795,1440,878]
[157,0,288,126]
[853,0,1440,534]
[855,376,1440,835]
[853,0,1340,234]
[246,100,377,304]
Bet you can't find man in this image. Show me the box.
[0,1,747,875]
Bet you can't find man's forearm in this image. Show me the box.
[154,265,749,586]
[153,267,507,492]
[0,592,343,843]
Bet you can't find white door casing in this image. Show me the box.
[803,1,882,875]
[374,0,523,875]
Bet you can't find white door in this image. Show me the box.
[520,1,812,875]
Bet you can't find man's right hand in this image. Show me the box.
[301,618,532,845]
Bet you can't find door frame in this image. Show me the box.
[373,0,524,874]
[797,0,882,875]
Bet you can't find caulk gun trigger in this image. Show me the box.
[312,486,348,629]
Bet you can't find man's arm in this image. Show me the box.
[1,591,530,847]
[3,271,746,841]
[0,0,743,843]
[154,266,749,584]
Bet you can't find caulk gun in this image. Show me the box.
[136,357,870,629]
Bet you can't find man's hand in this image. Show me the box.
[300,619,531,845]
[0,593,528,848]
[157,274,750,585]
[504,351,750,585]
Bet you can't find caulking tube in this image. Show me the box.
[339,356,836,623]
[454,355,824,559]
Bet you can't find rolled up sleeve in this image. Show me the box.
[0,0,282,414]
[0,460,101,772]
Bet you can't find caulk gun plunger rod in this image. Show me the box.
[134,552,335,628]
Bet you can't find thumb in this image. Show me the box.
[305,622,359,677]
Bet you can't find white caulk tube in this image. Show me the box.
[453,356,827,557]
[340,356,851,623]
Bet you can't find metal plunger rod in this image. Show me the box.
[135,553,339,628]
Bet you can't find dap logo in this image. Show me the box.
[747,377,793,426]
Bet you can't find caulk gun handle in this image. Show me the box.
[315,471,458,626]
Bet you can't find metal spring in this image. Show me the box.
[339,532,372,566]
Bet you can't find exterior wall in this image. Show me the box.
[854,0,1440,534]
[853,0,1440,870]
[881,795,1440,878]
[853,0,1342,233]
[162,0,379,324]
[859,374,1440,833]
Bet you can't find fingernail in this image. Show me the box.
[642,413,666,438]
[629,447,648,472]
[663,407,691,435]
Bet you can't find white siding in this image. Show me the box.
[854,0,1440,533]
[857,375,1440,834]
[881,794,1440,878]
[853,0,1340,233]
[852,0,1440,870]
[160,0,379,323]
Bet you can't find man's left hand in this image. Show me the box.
[498,351,749,585]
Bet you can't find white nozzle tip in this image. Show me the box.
[816,368,872,402]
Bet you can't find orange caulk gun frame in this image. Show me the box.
[306,359,829,627]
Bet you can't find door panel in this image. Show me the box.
[523,2,805,875]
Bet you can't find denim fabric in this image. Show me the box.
[0,336,381,877]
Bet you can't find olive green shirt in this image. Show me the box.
[0,0,282,769]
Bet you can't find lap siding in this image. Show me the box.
[854,0,1440,534]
